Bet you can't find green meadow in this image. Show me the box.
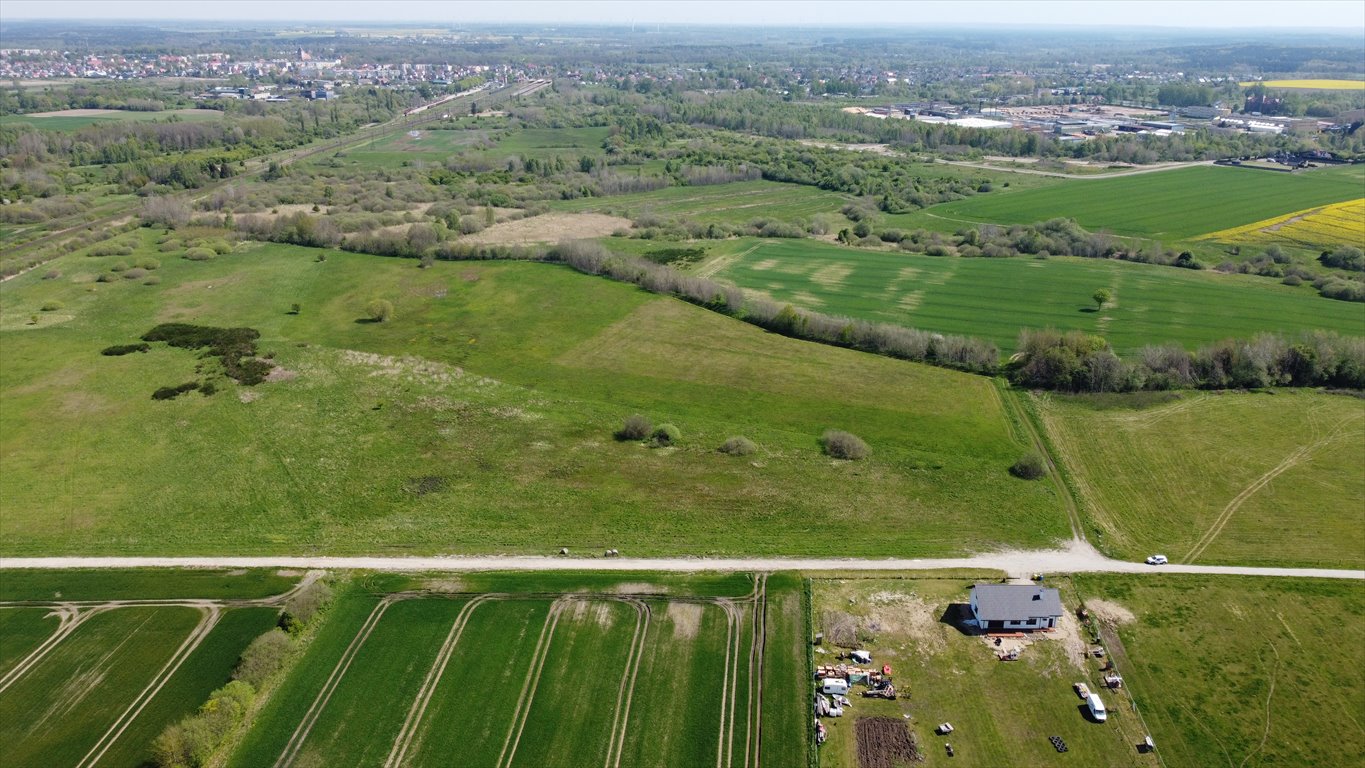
[1036,389,1365,568]
[0,232,1063,557]
[1,108,225,131]
[554,179,855,224]
[1075,575,1365,768]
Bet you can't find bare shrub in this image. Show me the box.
[616,414,652,441]
[1009,453,1046,480]
[821,429,869,460]
[141,196,191,229]
[281,580,333,633]
[718,436,757,456]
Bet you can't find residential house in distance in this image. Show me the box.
[969,584,1063,631]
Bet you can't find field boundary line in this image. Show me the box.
[604,599,651,768]
[1000,386,1086,542]
[274,595,400,768]
[495,596,568,768]
[0,604,96,693]
[384,594,501,768]
[78,604,221,768]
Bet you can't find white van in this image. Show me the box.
[1087,693,1108,722]
[821,678,849,696]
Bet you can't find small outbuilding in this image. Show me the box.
[969,584,1063,631]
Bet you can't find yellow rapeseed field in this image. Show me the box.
[1237,79,1365,91]
[1199,198,1365,248]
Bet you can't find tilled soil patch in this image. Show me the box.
[856,716,922,768]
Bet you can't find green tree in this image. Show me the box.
[1092,288,1112,311]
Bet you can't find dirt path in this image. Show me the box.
[745,574,767,768]
[934,158,1214,179]
[385,594,501,768]
[997,387,1085,541]
[695,241,769,280]
[3,545,1360,579]
[78,604,222,768]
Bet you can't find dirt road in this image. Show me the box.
[934,158,1214,179]
[2,540,1360,579]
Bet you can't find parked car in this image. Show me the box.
[1087,692,1108,722]
[1145,554,1168,565]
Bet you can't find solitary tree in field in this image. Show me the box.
[1092,288,1112,311]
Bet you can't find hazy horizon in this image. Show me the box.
[2,0,1363,32]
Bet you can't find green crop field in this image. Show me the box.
[1074,575,1365,768]
[553,179,856,224]
[1036,389,1365,568]
[699,237,1365,354]
[336,125,611,168]
[0,232,1064,558]
[229,573,793,768]
[0,605,203,766]
[96,606,283,768]
[488,126,613,158]
[0,568,301,601]
[813,576,1148,768]
[0,607,61,678]
[914,164,1365,239]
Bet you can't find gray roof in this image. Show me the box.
[971,584,1063,621]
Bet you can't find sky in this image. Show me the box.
[1,0,1362,30]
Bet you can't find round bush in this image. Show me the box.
[122,267,148,279]
[40,300,63,312]
[651,423,681,447]
[718,436,757,456]
[1281,274,1303,287]
[143,275,162,285]
[110,261,129,272]
[1009,453,1047,480]
[42,270,61,280]
[207,239,233,255]
[615,414,652,441]
[365,299,395,322]
[184,247,216,261]
[95,272,116,283]
[821,430,869,460]
[137,257,161,270]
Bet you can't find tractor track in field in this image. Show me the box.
[384,594,503,768]
[496,596,569,768]
[746,574,768,768]
[274,594,402,768]
[77,604,222,768]
[1183,413,1362,563]
[0,604,96,694]
[604,599,651,768]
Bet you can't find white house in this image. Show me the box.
[969,584,1063,631]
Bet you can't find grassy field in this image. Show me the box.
[338,125,611,168]
[0,605,202,766]
[813,576,1148,768]
[0,233,1063,557]
[553,179,856,224]
[1036,389,1365,568]
[229,573,793,768]
[1198,197,1365,250]
[0,568,301,601]
[698,236,1365,354]
[3,108,225,131]
[1074,574,1365,768]
[912,164,1365,239]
